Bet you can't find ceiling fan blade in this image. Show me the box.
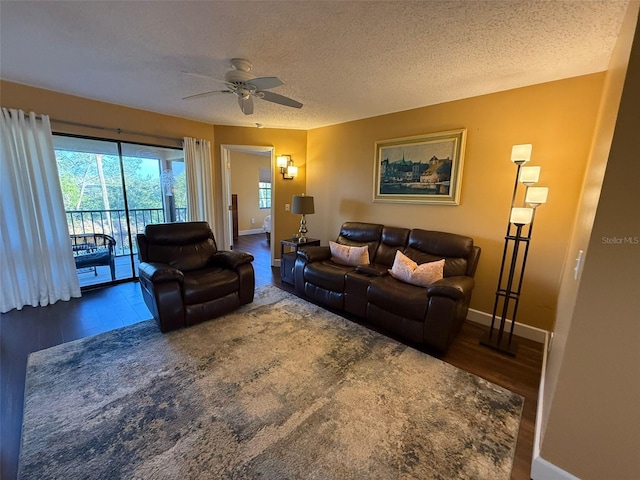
[182,90,230,100]
[259,91,303,109]
[239,96,254,115]
[181,71,230,85]
[247,76,284,90]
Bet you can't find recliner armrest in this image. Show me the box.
[427,276,474,301]
[210,250,254,270]
[296,246,331,263]
[139,262,184,284]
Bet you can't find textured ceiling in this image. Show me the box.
[0,1,630,130]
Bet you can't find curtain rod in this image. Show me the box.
[49,117,184,144]
[4,109,193,145]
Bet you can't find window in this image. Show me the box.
[53,134,185,287]
[258,182,272,209]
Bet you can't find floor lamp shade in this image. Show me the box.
[292,195,315,214]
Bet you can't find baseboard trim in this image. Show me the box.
[466,309,548,344]
[531,456,581,480]
[529,331,579,479]
[533,331,551,460]
[239,229,265,236]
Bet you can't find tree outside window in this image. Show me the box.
[258,182,271,209]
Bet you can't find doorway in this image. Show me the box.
[220,145,275,267]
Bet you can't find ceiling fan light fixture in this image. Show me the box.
[230,58,252,72]
[183,58,303,114]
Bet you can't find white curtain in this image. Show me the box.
[183,137,215,227]
[0,108,81,313]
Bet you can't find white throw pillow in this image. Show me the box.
[329,241,370,266]
[389,250,445,287]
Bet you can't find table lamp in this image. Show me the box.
[292,194,314,243]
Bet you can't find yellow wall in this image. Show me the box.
[0,81,213,147]
[307,75,605,331]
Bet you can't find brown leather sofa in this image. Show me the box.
[137,221,255,332]
[294,222,481,352]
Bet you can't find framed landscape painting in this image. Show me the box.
[373,129,467,205]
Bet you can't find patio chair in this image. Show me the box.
[70,233,116,281]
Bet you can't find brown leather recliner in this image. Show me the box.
[136,221,255,332]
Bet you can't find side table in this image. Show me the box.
[280,237,320,285]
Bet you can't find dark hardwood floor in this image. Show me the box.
[0,233,543,480]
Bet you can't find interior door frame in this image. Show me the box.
[220,144,275,266]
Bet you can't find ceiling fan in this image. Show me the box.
[182,58,303,115]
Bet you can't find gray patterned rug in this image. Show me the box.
[19,285,523,479]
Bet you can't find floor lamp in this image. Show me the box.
[481,144,549,356]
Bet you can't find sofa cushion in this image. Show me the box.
[148,240,216,272]
[182,267,238,305]
[389,251,445,287]
[73,249,111,268]
[144,222,218,272]
[405,229,474,277]
[367,275,429,321]
[336,222,383,263]
[304,260,353,291]
[329,241,370,266]
[374,226,411,266]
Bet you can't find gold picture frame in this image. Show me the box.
[373,129,467,205]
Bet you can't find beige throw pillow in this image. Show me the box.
[389,250,445,287]
[329,241,370,266]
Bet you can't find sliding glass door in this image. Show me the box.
[54,135,186,288]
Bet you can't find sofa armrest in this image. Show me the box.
[355,264,389,277]
[427,276,474,301]
[210,250,254,270]
[139,262,184,284]
[296,245,331,263]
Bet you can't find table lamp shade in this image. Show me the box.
[292,195,314,214]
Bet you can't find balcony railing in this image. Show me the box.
[66,208,187,256]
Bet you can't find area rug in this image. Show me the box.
[19,285,523,479]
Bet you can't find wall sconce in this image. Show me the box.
[481,143,550,356]
[277,155,297,180]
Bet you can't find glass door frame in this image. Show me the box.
[54,132,184,288]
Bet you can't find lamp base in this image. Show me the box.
[297,214,308,243]
[480,331,519,357]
